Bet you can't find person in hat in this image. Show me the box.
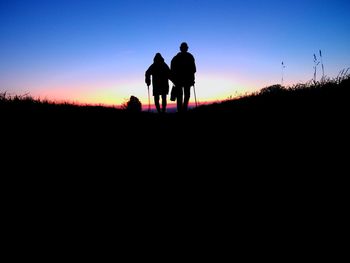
[170,42,197,112]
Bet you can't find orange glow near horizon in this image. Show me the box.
[31,73,258,108]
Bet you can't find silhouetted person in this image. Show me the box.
[171,42,196,112]
[145,53,171,113]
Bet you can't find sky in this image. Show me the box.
[1,0,349,107]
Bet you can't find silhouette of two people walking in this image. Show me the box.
[145,42,196,113]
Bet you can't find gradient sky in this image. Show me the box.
[1,0,349,106]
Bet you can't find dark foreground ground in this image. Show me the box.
[2,77,349,174]
[1,78,349,255]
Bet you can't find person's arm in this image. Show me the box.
[170,57,177,85]
[166,64,173,83]
[192,55,197,74]
[145,66,152,86]
[170,57,174,71]
[191,55,196,85]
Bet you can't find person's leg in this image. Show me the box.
[176,87,183,112]
[161,94,167,113]
[154,95,161,113]
[183,85,191,111]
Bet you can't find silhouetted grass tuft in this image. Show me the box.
[120,96,142,112]
[0,91,123,115]
[191,71,350,118]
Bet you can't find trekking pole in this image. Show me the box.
[147,85,151,112]
[193,83,198,108]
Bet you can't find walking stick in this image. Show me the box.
[147,85,151,112]
[193,83,198,108]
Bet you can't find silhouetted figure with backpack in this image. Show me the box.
[171,42,196,112]
[145,53,171,113]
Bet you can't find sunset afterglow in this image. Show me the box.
[1,0,349,107]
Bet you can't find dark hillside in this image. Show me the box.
[1,75,349,175]
[1,77,348,230]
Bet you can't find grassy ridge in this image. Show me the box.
[192,73,350,115]
[1,74,349,160]
[2,73,348,118]
[1,75,348,200]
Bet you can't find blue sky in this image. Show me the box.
[0,0,349,105]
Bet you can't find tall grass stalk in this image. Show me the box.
[320,50,325,81]
[313,54,320,83]
[281,61,286,86]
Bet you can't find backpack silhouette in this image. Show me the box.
[170,85,178,101]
